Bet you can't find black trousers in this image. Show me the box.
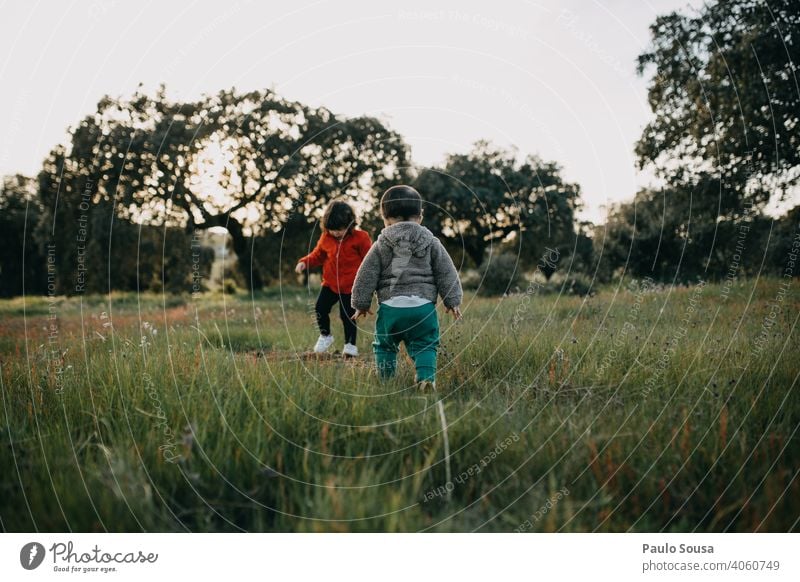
[315,286,357,344]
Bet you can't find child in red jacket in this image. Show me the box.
[295,200,372,356]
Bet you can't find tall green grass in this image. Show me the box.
[1,279,797,531]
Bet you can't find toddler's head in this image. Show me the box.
[322,199,357,240]
[380,185,423,225]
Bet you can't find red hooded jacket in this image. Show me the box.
[299,229,372,294]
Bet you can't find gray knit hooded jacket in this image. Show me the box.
[351,222,463,311]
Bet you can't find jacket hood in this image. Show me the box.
[378,222,434,257]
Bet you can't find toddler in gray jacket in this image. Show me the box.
[351,185,462,390]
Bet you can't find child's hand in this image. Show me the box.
[351,309,372,321]
[446,306,462,320]
[294,262,306,274]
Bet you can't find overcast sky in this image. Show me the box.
[0,0,704,223]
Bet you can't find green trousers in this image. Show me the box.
[373,302,440,382]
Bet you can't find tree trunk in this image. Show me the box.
[466,242,485,269]
[228,223,264,291]
[200,216,264,290]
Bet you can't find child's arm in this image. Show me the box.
[350,243,381,318]
[296,235,327,272]
[357,231,372,259]
[431,240,463,318]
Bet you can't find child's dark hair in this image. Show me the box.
[322,199,357,232]
[380,185,423,220]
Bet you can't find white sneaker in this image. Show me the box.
[313,334,334,353]
[343,343,359,357]
[417,380,436,391]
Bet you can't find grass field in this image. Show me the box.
[1,278,798,532]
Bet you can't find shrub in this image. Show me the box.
[543,272,595,296]
[476,254,523,296]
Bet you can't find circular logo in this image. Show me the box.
[20,542,46,570]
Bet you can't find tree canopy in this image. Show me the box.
[637,0,800,218]
[413,141,581,274]
[38,86,410,289]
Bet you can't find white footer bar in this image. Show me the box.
[1,533,796,581]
